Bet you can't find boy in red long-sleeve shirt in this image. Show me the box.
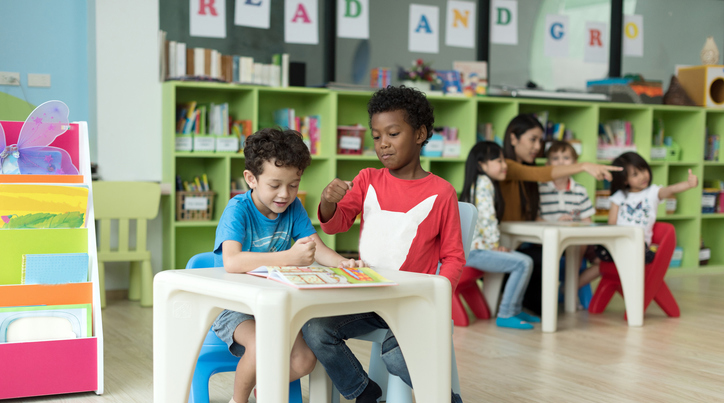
[302,86,465,403]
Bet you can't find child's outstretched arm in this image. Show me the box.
[221,238,318,273]
[658,169,698,200]
[607,203,619,225]
[309,233,366,268]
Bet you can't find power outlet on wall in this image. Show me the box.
[0,72,21,86]
[28,73,51,87]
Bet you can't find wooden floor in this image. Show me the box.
[8,275,724,403]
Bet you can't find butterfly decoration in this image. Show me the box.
[0,100,78,175]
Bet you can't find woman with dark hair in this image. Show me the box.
[499,114,619,314]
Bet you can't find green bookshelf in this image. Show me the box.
[162,81,722,278]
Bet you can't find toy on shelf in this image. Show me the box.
[337,125,366,155]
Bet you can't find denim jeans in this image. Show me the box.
[302,313,463,403]
[466,249,534,318]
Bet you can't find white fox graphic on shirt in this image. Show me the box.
[359,185,437,271]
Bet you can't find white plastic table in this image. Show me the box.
[153,267,451,403]
[494,222,645,333]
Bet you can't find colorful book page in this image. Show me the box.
[22,253,89,284]
[0,304,91,343]
[0,282,93,308]
[0,184,89,229]
[0,121,80,173]
[0,174,84,184]
[0,228,87,285]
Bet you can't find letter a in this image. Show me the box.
[198,0,218,16]
[589,29,602,47]
[415,14,432,33]
[292,3,311,23]
[452,9,469,28]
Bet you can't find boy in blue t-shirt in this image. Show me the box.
[212,128,363,403]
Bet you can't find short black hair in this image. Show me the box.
[610,151,652,195]
[243,128,311,177]
[367,85,435,146]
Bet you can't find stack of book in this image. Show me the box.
[598,119,635,160]
[705,129,721,162]
[273,109,321,155]
[159,31,289,87]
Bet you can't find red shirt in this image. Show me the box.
[319,168,465,291]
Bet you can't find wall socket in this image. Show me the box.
[0,72,21,86]
[28,73,51,87]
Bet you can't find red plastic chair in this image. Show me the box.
[452,266,490,326]
[588,222,680,317]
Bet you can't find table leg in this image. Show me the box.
[481,272,504,318]
[564,245,581,313]
[610,231,645,327]
[387,292,450,402]
[308,360,333,403]
[541,229,561,333]
[254,291,292,403]
[153,282,215,403]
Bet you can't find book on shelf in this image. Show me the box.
[248,266,396,289]
[453,60,488,96]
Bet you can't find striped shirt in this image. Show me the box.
[538,178,594,222]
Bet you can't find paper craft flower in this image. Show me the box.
[398,59,438,83]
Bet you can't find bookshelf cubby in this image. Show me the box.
[162,81,723,277]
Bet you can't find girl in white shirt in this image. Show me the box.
[597,152,698,263]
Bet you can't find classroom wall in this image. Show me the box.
[0,0,93,158]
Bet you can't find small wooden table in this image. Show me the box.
[153,267,451,403]
[498,222,645,332]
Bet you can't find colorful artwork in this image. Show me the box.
[0,184,88,229]
[0,100,79,175]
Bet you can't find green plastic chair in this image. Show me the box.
[93,181,161,308]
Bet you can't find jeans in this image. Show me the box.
[466,249,534,318]
[302,313,463,403]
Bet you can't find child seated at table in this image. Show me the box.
[460,141,538,329]
[538,141,598,298]
[212,128,363,403]
[302,85,466,403]
[597,151,698,264]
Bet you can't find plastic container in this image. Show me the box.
[665,197,677,214]
[702,189,718,213]
[176,191,216,221]
[595,190,611,216]
[337,125,366,155]
[670,246,683,268]
[719,191,724,213]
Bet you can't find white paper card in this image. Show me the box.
[337,0,369,39]
[175,137,193,152]
[190,0,227,38]
[194,136,216,152]
[216,137,240,152]
[185,197,209,210]
[445,0,476,48]
[285,0,319,44]
[584,21,608,64]
[544,14,569,58]
[235,0,271,29]
[409,4,439,54]
[490,0,517,45]
[339,136,362,150]
[623,14,644,57]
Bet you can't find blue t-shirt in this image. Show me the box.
[213,190,316,267]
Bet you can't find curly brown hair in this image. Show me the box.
[367,85,435,146]
[243,128,311,176]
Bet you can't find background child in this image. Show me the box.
[303,85,465,403]
[500,114,620,314]
[212,128,362,403]
[460,141,538,329]
[538,141,599,294]
[598,151,698,263]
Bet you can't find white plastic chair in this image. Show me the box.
[331,202,476,402]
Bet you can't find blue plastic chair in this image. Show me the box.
[185,252,303,403]
[331,202,476,402]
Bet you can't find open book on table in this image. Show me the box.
[248,266,396,289]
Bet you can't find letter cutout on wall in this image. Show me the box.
[623,14,643,57]
[409,4,439,53]
[584,21,608,64]
[490,0,517,45]
[446,0,476,49]
[337,0,369,39]
[285,0,319,44]
[543,14,569,58]
[190,0,227,38]
[235,0,271,29]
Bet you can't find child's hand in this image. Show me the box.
[494,245,509,252]
[338,259,367,268]
[558,214,573,222]
[322,178,353,204]
[687,169,699,189]
[582,162,622,181]
[290,236,316,266]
